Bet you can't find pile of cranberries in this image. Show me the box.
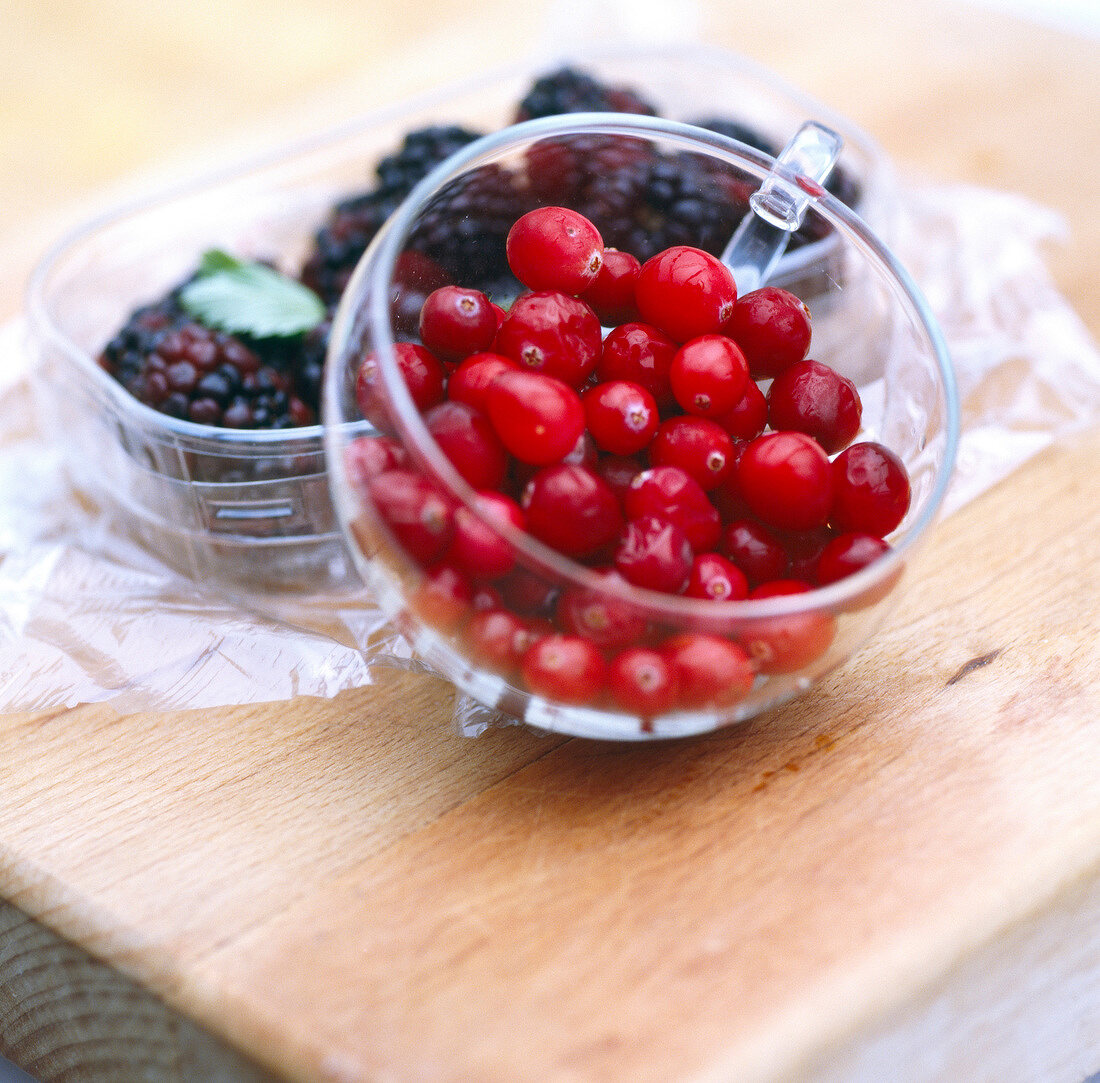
[345,206,911,720]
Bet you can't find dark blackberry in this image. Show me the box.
[300,125,485,305]
[514,66,657,122]
[100,294,316,429]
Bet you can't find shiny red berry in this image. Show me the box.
[367,469,455,566]
[830,441,911,537]
[356,342,445,423]
[624,465,721,553]
[737,431,834,532]
[343,435,408,491]
[685,552,749,601]
[466,608,540,672]
[580,248,641,325]
[816,532,891,585]
[410,562,473,630]
[556,568,648,650]
[608,648,678,718]
[493,291,602,387]
[649,416,735,492]
[597,322,679,410]
[663,634,754,709]
[721,518,788,586]
[446,352,518,413]
[521,634,607,704]
[767,358,862,453]
[522,463,623,557]
[450,491,524,578]
[739,579,836,674]
[635,246,737,343]
[724,286,811,379]
[486,369,585,466]
[614,515,694,594]
[418,286,498,363]
[424,401,508,490]
[670,335,750,418]
[506,206,604,294]
[582,379,659,455]
[714,379,768,441]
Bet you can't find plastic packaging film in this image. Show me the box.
[2,113,1098,726]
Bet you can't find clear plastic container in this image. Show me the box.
[25,44,892,592]
[324,113,958,739]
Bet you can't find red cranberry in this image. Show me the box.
[635,246,737,343]
[466,608,538,672]
[714,380,768,441]
[830,441,911,537]
[556,568,648,649]
[497,568,559,615]
[614,516,693,594]
[343,435,407,492]
[737,431,834,532]
[816,532,891,585]
[608,648,678,718]
[506,206,604,294]
[783,526,835,583]
[768,359,862,453]
[356,342,445,424]
[446,352,518,414]
[739,580,836,674]
[596,454,646,505]
[410,563,473,631]
[663,634,754,709]
[522,464,623,557]
[486,370,585,466]
[580,248,641,325]
[649,416,735,492]
[493,291,603,387]
[724,286,811,379]
[418,286,497,363]
[450,491,525,578]
[670,334,750,418]
[721,518,788,586]
[598,322,679,409]
[685,552,749,601]
[424,401,508,490]
[624,466,721,553]
[367,469,455,565]
[582,379,659,455]
[521,634,607,704]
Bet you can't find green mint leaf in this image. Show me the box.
[180,250,326,338]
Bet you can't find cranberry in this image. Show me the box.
[739,580,836,674]
[783,526,835,583]
[486,369,585,466]
[768,359,862,453]
[663,634,754,709]
[816,532,891,585]
[608,648,678,718]
[596,454,645,505]
[714,380,768,441]
[522,463,623,557]
[556,568,648,650]
[450,491,525,578]
[498,568,558,615]
[367,469,455,565]
[685,552,749,601]
[670,335,750,418]
[356,342,445,424]
[598,322,679,409]
[521,634,607,704]
[614,516,693,594]
[470,582,504,611]
[424,401,508,490]
[624,466,721,552]
[582,379,659,456]
[724,286,811,379]
[493,291,602,387]
[721,518,788,586]
[506,206,604,294]
[737,431,834,532]
[446,352,518,414]
[466,608,538,672]
[635,246,737,343]
[343,435,407,491]
[409,563,473,631]
[418,286,497,363]
[649,416,735,492]
[830,441,911,537]
[580,248,641,325]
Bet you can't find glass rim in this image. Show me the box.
[330,111,960,623]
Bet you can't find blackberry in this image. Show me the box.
[300,125,485,305]
[99,292,316,429]
[514,66,657,122]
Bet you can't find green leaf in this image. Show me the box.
[179,249,326,338]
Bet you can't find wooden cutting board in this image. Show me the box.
[1,1,1099,1081]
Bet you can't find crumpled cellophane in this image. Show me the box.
[2,180,1099,731]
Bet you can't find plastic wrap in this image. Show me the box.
[3,172,1099,723]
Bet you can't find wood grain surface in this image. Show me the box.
[1,1,1099,1081]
